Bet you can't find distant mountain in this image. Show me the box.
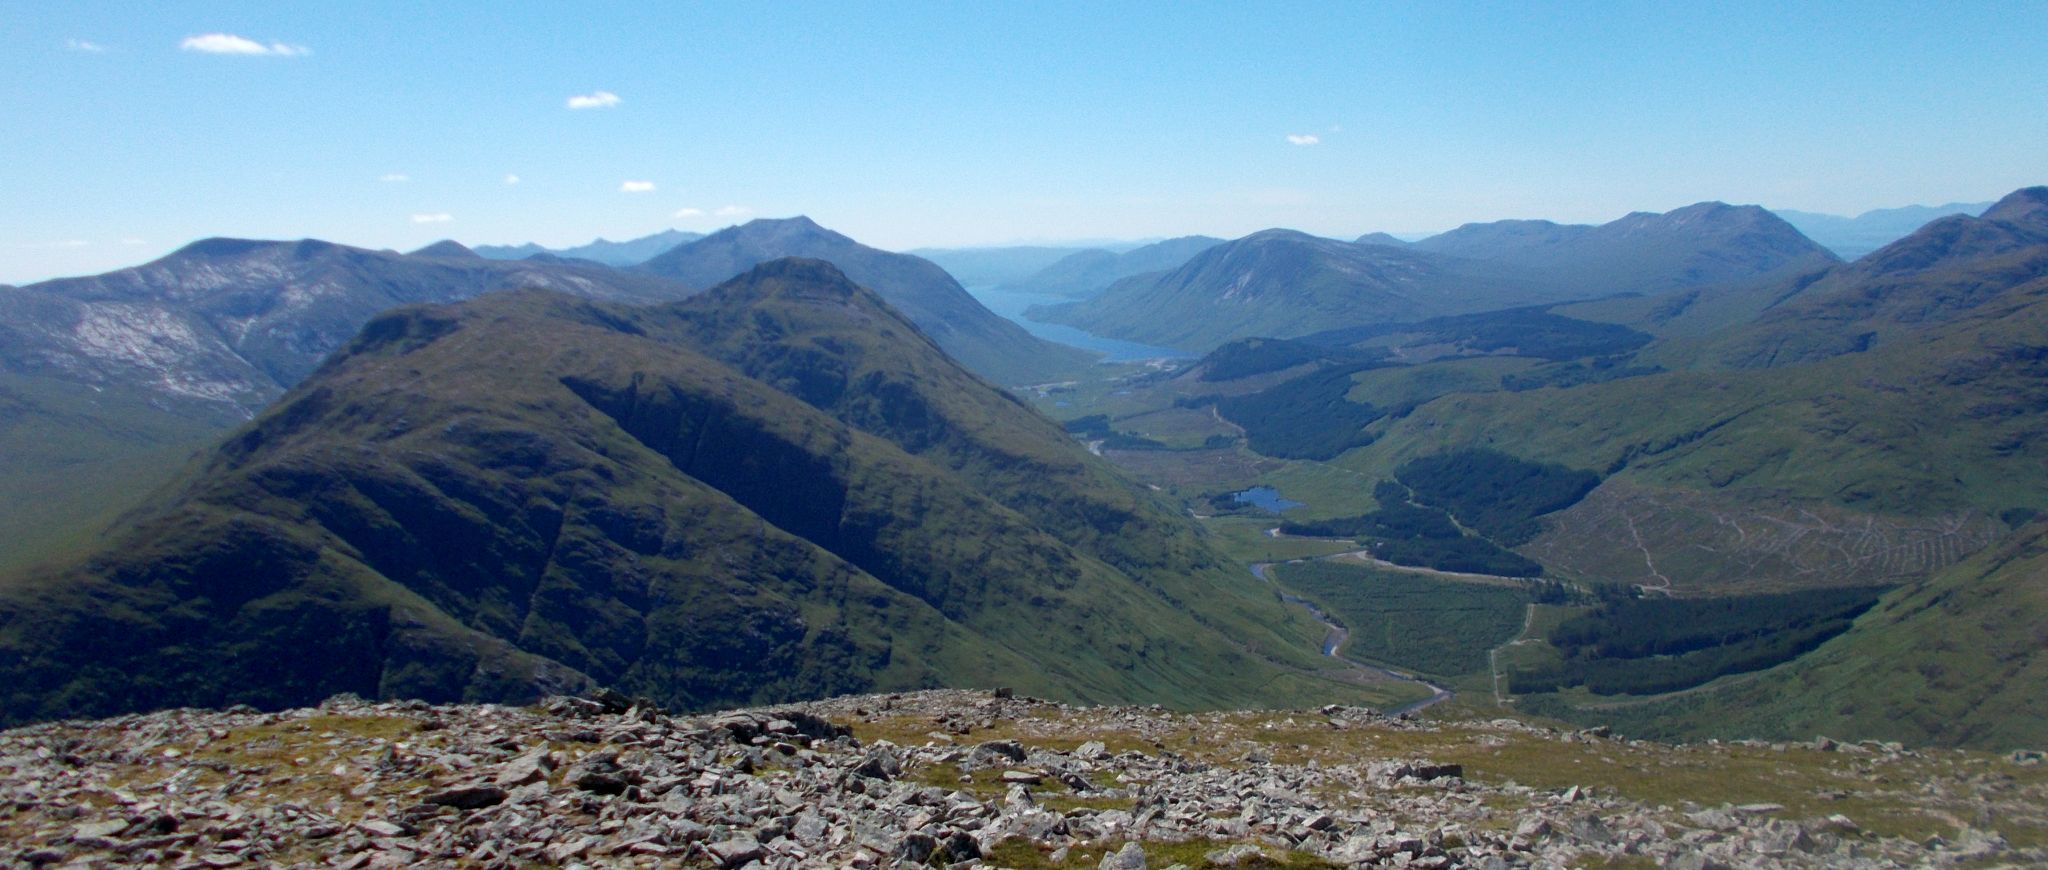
[408,240,480,259]
[1412,202,1840,298]
[1353,232,1410,248]
[474,229,705,267]
[1035,204,1838,353]
[908,245,1095,287]
[1775,201,1995,260]
[1032,230,1549,351]
[639,217,1095,384]
[0,237,693,420]
[0,258,1358,724]
[998,236,1223,299]
[0,238,695,573]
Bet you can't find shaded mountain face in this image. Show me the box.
[0,258,1349,725]
[472,229,705,267]
[1775,201,1996,260]
[639,217,1094,384]
[1412,203,1840,298]
[0,237,695,420]
[997,236,1224,299]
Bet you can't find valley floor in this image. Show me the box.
[1,689,2040,868]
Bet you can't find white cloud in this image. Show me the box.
[66,39,106,53]
[673,207,706,219]
[504,174,521,186]
[1286,133,1321,146]
[180,33,310,56]
[410,213,453,224]
[714,205,751,217]
[379,173,410,183]
[566,90,621,110]
[620,180,656,193]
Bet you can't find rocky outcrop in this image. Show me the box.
[1,690,2037,868]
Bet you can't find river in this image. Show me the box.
[1250,561,1455,716]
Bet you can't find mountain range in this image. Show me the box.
[5,188,2045,750]
[472,229,705,266]
[0,258,1361,725]
[1035,203,1837,352]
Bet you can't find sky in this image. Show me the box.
[3,1,2045,284]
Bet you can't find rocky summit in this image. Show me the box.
[2,691,2041,869]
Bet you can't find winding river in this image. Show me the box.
[1250,561,1455,716]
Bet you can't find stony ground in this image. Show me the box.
[2,689,2043,868]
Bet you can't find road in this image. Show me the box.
[1249,560,1456,716]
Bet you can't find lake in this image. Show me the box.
[1233,486,1303,512]
[967,287,1193,362]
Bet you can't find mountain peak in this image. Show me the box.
[1240,228,1327,245]
[1981,186,2048,226]
[409,240,479,259]
[708,256,868,305]
[171,237,279,259]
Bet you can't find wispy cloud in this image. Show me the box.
[379,173,410,183]
[620,180,656,193]
[567,90,621,110]
[410,213,453,224]
[65,39,107,53]
[504,174,521,186]
[673,207,705,219]
[1285,133,1321,146]
[180,33,310,57]
[714,205,751,217]
[19,240,91,249]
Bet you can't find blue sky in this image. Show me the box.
[3,1,2044,283]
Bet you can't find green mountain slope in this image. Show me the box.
[1689,187,2048,369]
[1548,521,2048,750]
[0,237,699,573]
[639,218,1094,384]
[0,259,1361,726]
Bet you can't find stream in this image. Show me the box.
[1250,561,1455,716]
